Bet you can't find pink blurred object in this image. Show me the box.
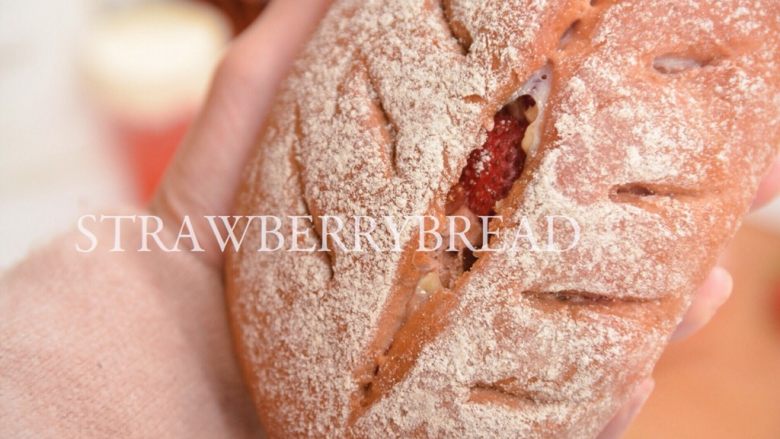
[115,117,191,200]
[81,1,229,202]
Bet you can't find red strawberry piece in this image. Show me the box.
[457,109,528,216]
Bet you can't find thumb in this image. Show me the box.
[152,0,332,267]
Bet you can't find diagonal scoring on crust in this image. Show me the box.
[439,0,473,55]
[291,104,335,280]
[337,54,401,176]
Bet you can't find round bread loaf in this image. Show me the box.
[227,0,780,437]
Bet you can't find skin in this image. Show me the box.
[3,0,773,437]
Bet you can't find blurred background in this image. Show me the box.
[0,0,263,267]
[0,0,777,437]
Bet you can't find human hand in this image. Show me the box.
[145,0,333,436]
[0,2,331,439]
[156,2,780,436]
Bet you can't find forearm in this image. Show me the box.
[0,210,256,438]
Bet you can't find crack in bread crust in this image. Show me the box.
[227,0,780,437]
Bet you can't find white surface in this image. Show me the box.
[0,0,230,269]
[1,0,132,268]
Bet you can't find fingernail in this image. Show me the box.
[634,378,655,409]
[751,154,780,209]
[624,379,655,425]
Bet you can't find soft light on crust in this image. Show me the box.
[226,0,780,437]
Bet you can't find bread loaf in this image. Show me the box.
[226,0,780,436]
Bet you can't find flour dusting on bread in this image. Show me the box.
[228,0,780,437]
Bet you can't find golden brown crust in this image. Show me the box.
[227,0,780,437]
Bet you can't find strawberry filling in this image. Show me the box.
[450,108,529,216]
[441,67,549,275]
